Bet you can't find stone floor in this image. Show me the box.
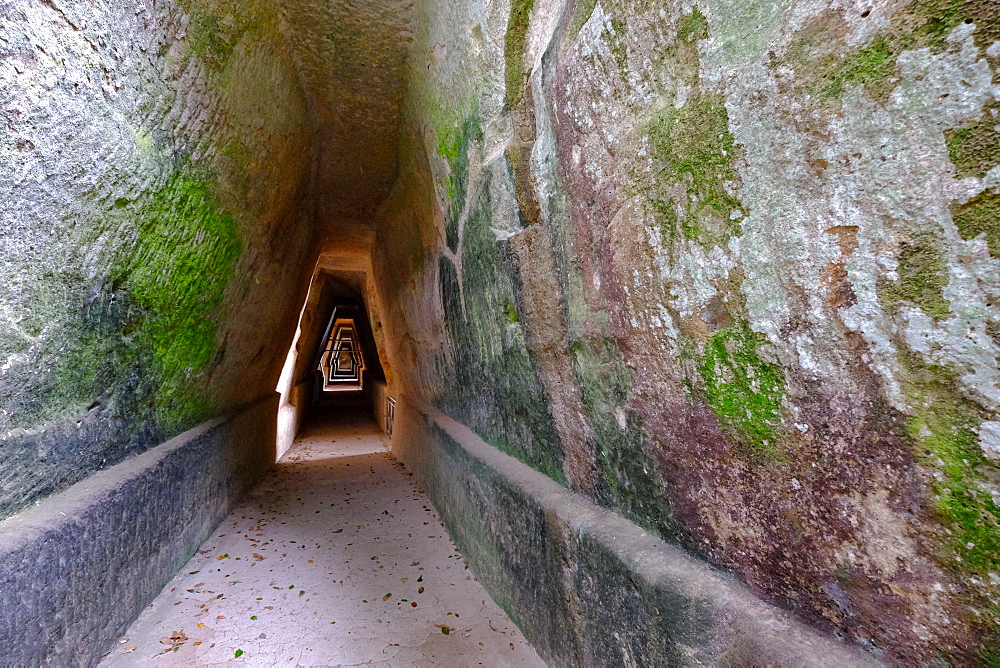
[101,411,543,667]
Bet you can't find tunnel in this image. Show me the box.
[1,0,999,665]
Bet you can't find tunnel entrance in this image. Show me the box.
[275,257,390,460]
[317,310,366,392]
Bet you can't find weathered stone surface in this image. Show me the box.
[393,398,879,666]
[0,0,313,519]
[5,0,1000,663]
[0,393,278,667]
[368,0,1000,662]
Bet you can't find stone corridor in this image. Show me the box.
[101,411,540,667]
[3,0,1000,664]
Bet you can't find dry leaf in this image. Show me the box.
[123,647,136,654]
[253,553,265,561]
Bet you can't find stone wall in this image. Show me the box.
[0,0,313,519]
[373,0,1000,662]
[393,397,878,665]
[0,393,279,667]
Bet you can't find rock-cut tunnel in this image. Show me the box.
[2,0,999,665]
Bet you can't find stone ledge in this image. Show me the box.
[0,393,279,667]
[399,398,881,667]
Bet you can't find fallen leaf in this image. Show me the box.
[418,587,424,593]
[194,583,205,587]
[235,648,244,658]
[197,623,205,628]
[410,562,420,566]
[253,554,264,562]
[123,647,136,654]
[159,630,189,648]
[383,593,392,601]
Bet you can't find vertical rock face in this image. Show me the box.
[372,0,1000,662]
[0,0,315,519]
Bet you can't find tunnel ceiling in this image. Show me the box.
[279,0,415,227]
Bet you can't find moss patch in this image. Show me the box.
[946,106,1000,179]
[901,355,1000,577]
[503,300,520,324]
[822,36,898,101]
[114,172,243,433]
[676,8,709,44]
[505,0,536,107]
[180,2,270,73]
[436,113,483,253]
[698,322,785,454]
[782,0,997,104]
[436,169,565,483]
[878,230,952,320]
[645,92,745,247]
[952,190,1000,257]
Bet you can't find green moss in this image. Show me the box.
[782,0,997,105]
[676,8,709,44]
[180,2,271,73]
[505,0,536,107]
[435,113,482,253]
[566,0,598,44]
[114,172,243,432]
[601,16,630,74]
[822,36,897,101]
[878,230,952,320]
[436,173,565,484]
[188,14,235,67]
[503,301,520,323]
[698,322,785,453]
[952,190,1000,257]
[645,93,745,247]
[4,166,242,442]
[900,356,1000,580]
[947,117,1000,179]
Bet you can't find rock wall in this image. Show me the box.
[393,400,878,666]
[373,0,1000,662]
[0,394,279,666]
[0,0,314,520]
